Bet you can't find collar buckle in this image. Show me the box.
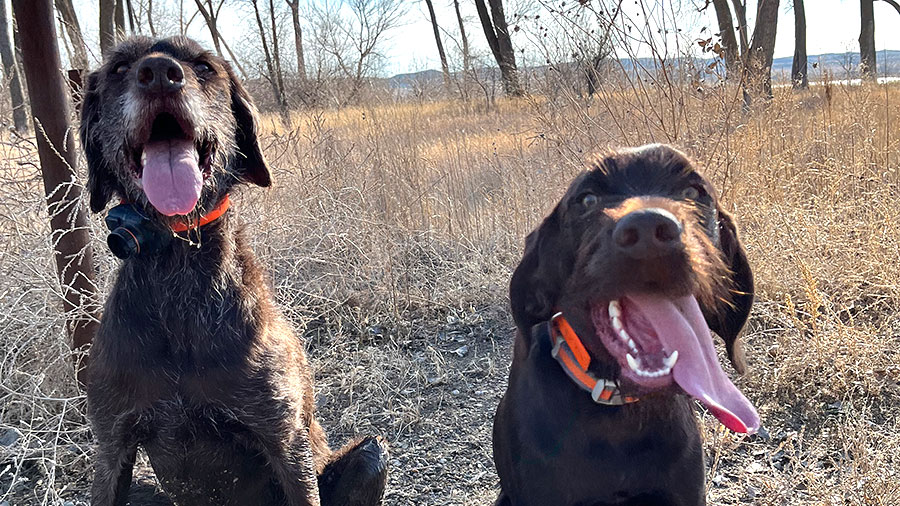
[549,312,639,406]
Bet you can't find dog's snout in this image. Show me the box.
[613,208,682,259]
[137,56,185,94]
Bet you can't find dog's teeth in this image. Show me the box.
[664,350,679,369]
[611,316,623,331]
[626,353,641,373]
[627,339,639,353]
[617,328,630,343]
[608,300,621,318]
[140,150,147,167]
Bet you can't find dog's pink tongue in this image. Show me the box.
[627,293,760,433]
[141,139,202,216]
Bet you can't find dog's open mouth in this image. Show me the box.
[130,112,213,216]
[590,294,760,433]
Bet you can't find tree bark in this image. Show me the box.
[114,0,126,38]
[267,0,287,110]
[474,0,522,96]
[746,0,779,98]
[710,0,740,76]
[193,0,223,57]
[859,0,876,80]
[54,0,89,69]
[792,0,808,89]
[453,0,470,75]
[285,0,305,79]
[99,0,116,55]
[11,0,101,385]
[730,0,749,56]
[146,0,156,36]
[0,0,27,132]
[250,0,288,117]
[424,0,451,91]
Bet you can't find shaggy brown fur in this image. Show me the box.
[492,144,754,506]
[80,36,388,506]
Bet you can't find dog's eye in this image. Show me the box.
[681,185,703,201]
[194,62,212,74]
[112,62,130,75]
[580,193,598,207]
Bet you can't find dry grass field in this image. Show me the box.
[1,78,900,505]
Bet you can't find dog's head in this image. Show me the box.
[80,36,270,219]
[511,144,758,432]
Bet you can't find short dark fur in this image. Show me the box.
[493,144,754,506]
[81,36,387,506]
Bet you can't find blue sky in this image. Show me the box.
[59,0,900,75]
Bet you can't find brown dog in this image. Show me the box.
[492,144,759,506]
[80,36,387,506]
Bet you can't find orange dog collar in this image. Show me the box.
[549,312,640,406]
[171,195,231,232]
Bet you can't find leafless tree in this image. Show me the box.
[792,0,807,89]
[423,0,451,91]
[115,0,127,38]
[285,0,306,79]
[474,0,522,96]
[99,0,116,54]
[11,0,101,383]
[860,0,900,80]
[452,0,471,93]
[55,0,89,69]
[707,0,779,99]
[860,0,876,80]
[193,0,225,56]
[251,0,289,116]
[310,0,407,104]
[0,0,27,131]
[746,0,779,97]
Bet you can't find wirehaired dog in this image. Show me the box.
[80,36,388,506]
[492,144,760,506]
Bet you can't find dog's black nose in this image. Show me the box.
[137,56,185,94]
[613,208,683,259]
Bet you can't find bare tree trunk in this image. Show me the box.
[792,0,808,89]
[193,0,223,57]
[730,0,749,56]
[746,0,779,98]
[710,0,740,77]
[251,0,288,118]
[0,0,27,132]
[99,0,116,55]
[453,0,470,75]
[114,0,126,38]
[424,0,451,91]
[12,0,101,385]
[54,0,89,69]
[125,0,137,33]
[146,0,156,36]
[474,0,522,96]
[267,0,287,108]
[860,0,876,80]
[285,0,305,79]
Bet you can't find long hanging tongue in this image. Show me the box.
[141,139,202,216]
[627,293,760,433]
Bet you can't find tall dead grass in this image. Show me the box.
[1,78,899,504]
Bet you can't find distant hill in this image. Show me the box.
[389,50,900,89]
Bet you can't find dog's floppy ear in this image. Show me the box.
[226,63,271,187]
[79,71,117,213]
[509,204,573,336]
[704,207,754,374]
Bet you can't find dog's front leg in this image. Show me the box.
[243,416,322,506]
[90,439,137,506]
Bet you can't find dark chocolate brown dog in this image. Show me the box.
[493,144,759,506]
[81,36,387,506]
